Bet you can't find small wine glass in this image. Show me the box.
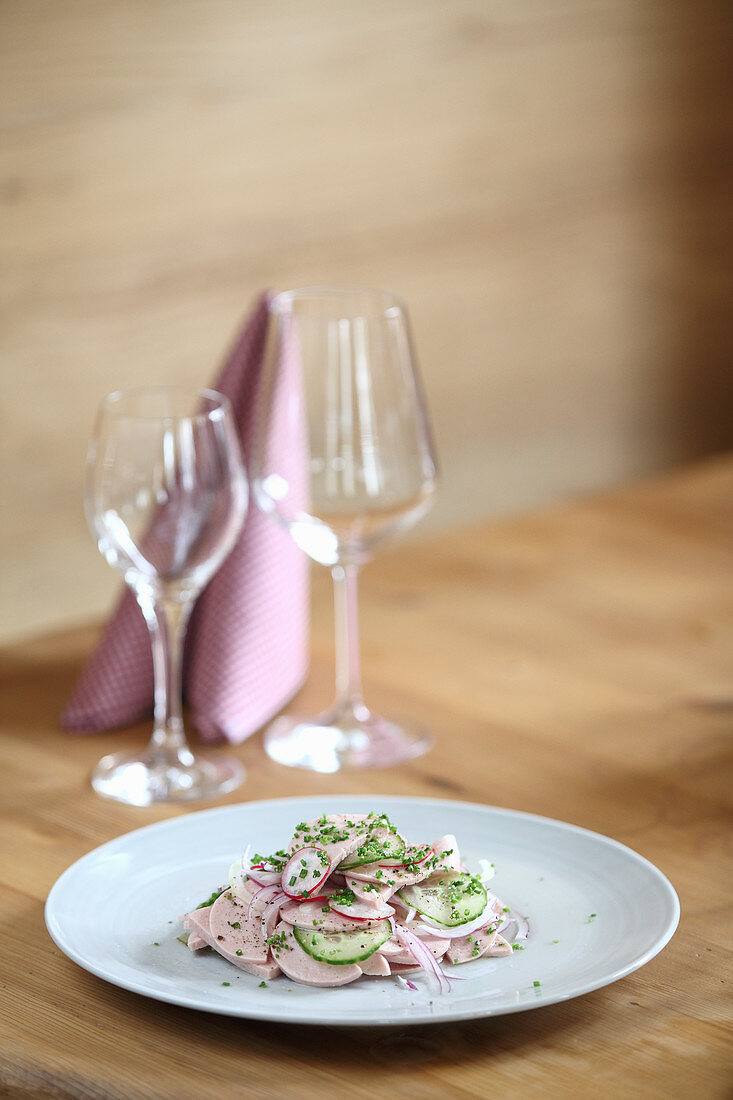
[85,386,248,805]
[252,287,438,772]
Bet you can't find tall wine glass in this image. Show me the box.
[86,387,248,805]
[252,287,438,772]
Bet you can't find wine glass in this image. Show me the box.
[85,387,248,805]
[252,287,438,772]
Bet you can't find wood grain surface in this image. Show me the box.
[2,0,732,642]
[1,458,731,1099]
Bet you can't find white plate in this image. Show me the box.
[45,795,679,1026]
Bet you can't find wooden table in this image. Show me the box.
[1,459,731,1099]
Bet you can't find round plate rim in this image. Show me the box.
[45,794,680,1026]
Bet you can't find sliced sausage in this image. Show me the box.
[279,899,385,933]
[181,902,281,979]
[358,951,391,976]
[270,921,362,987]
[344,877,394,908]
[445,926,499,964]
[287,813,370,871]
[431,834,461,872]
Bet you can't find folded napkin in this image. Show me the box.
[62,292,309,743]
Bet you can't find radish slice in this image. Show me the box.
[324,910,374,923]
[392,924,451,995]
[281,846,331,899]
[329,897,394,921]
[412,895,504,940]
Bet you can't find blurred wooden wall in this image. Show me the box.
[1,0,731,642]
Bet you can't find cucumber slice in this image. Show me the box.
[338,828,405,870]
[293,919,392,964]
[398,872,487,928]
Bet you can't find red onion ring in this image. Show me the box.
[246,883,281,923]
[261,889,287,942]
[392,924,451,995]
[244,866,282,887]
[240,847,283,887]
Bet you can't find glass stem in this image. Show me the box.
[139,594,195,767]
[332,563,365,715]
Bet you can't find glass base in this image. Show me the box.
[263,701,432,773]
[91,747,245,806]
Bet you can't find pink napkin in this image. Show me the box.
[62,292,309,743]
